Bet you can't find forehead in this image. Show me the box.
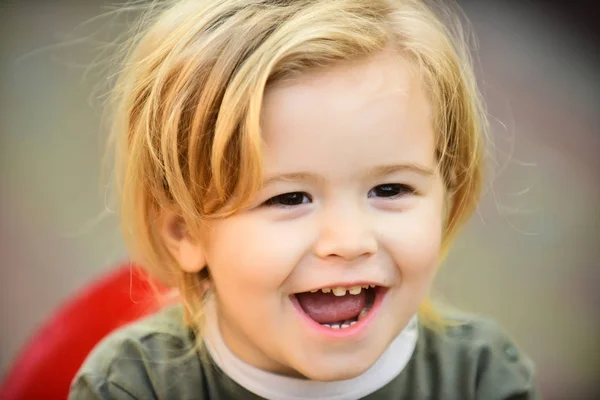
[260,51,436,174]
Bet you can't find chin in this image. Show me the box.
[296,356,376,382]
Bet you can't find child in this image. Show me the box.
[70,0,540,399]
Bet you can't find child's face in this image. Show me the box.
[169,50,445,380]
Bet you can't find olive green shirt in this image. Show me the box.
[69,305,540,399]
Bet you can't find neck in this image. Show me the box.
[203,300,419,400]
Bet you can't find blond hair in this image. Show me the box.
[109,0,486,331]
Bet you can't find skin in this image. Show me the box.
[162,49,445,381]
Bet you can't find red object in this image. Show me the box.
[0,264,168,400]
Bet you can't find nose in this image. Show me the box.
[314,204,378,261]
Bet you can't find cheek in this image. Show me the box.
[380,201,443,279]
[205,215,314,289]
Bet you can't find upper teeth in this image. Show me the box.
[309,285,374,296]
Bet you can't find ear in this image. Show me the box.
[160,211,207,273]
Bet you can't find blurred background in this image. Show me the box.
[1,0,598,398]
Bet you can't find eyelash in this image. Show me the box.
[263,184,415,208]
[264,192,312,208]
[367,183,415,199]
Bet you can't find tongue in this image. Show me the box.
[295,291,366,324]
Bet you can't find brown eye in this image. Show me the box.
[264,192,312,207]
[368,184,414,198]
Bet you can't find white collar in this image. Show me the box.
[203,303,418,400]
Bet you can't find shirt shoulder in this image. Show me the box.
[404,314,540,400]
[69,305,206,399]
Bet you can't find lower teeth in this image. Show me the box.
[321,307,369,329]
[358,308,369,320]
[322,320,357,329]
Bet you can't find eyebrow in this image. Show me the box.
[262,163,434,188]
[262,172,319,188]
[365,163,435,179]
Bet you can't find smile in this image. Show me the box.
[290,283,388,337]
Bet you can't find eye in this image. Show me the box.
[264,192,312,207]
[368,184,415,199]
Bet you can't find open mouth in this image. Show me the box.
[291,285,385,330]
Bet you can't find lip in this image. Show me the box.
[289,286,388,339]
